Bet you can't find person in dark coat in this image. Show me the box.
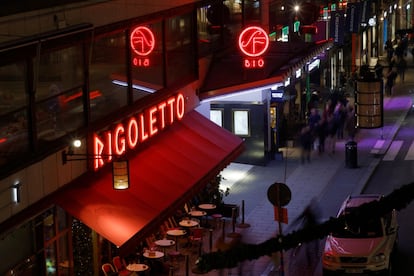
[385,68,398,96]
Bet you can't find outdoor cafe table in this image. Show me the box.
[198,203,216,210]
[179,219,199,228]
[126,263,149,274]
[166,229,186,251]
[188,210,207,217]
[143,250,164,259]
[154,239,175,259]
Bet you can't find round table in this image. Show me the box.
[198,203,216,210]
[188,210,207,217]
[166,229,186,251]
[179,219,199,228]
[154,239,175,258]
[143,250,164,259]
[126,263,149,272]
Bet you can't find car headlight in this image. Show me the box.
[323,253,339,263]
[371,253,386,263]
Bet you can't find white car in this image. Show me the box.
[322,194,398,275]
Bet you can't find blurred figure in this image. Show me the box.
[299,125,313,164]
[385,67,398,96]
[345,104,357,141]
[374,60,383,79]
[291,198,322,270]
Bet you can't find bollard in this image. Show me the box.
[237,200,250,228]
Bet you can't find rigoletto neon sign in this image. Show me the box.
[93,93,185,170]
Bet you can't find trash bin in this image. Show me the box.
[345,141,358,168]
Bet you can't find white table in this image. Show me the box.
[188,210,207,217]
[154,239,175,257]
[126,263,149,272]
[198,203,216,210]
[179,219,199,228]
[143,250,164,259]
[166,229,186,251]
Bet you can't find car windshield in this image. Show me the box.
[332,210,384,238]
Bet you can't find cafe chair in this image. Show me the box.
[101,263,116,276]
[112,256,130,276]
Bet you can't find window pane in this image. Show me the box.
[36,87,84,142]
[90,31,128,121]
[130,22,164,101]
[233,110,250,136]
[0,62,29,165]
[166,13,196,85]
[36,45,83,102]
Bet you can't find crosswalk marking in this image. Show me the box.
[383,140,403,161]
[405,141,414,160]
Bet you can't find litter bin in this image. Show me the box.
[345,141,358,168]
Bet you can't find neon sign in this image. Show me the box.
[238,26,269,69]
[93,93,185,170]
[130,26,155,67]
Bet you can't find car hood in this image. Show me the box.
[325,236,384,256]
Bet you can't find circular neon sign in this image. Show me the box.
[130,26,155,56]
[238,26,269,57]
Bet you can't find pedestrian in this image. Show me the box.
[396,56,407,83]
[345,104,357,141]
[385,67,398,96]
[299,125,313,164]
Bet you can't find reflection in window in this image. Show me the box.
[0,62,29,166]
[233,110,250,136]
[210,109,223,127]
[90,31,128,121]
[35,45,85,142]
[165,13,196,86]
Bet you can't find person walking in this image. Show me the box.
[385,67,398,96]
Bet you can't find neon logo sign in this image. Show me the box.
[93,93,185,170]
[238,26,269,69]
[130,26,155,67]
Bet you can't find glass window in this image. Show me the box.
[90,30,128,121]
[35,45,85,142]
[233,110,250,136]
[210,109,223,127]
[165,13,196,86]
[130,22,164,101]
[0,62,29,166]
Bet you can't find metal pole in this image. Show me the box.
[209,229,213,252]
[276,186,285,276]
[185,255,189,276]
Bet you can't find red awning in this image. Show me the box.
[54,110,244,254]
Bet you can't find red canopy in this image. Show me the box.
[54,110,244,254]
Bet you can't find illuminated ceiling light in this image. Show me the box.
[112,80,156,93]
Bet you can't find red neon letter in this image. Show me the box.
[176,93,185,119]
[127,117,139,149]
[93,134,105,170]
[158,102,167,129]
[167,97,176,124]
[139,113,149,142]
[113,124,126,156]
[149,106,158,136]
